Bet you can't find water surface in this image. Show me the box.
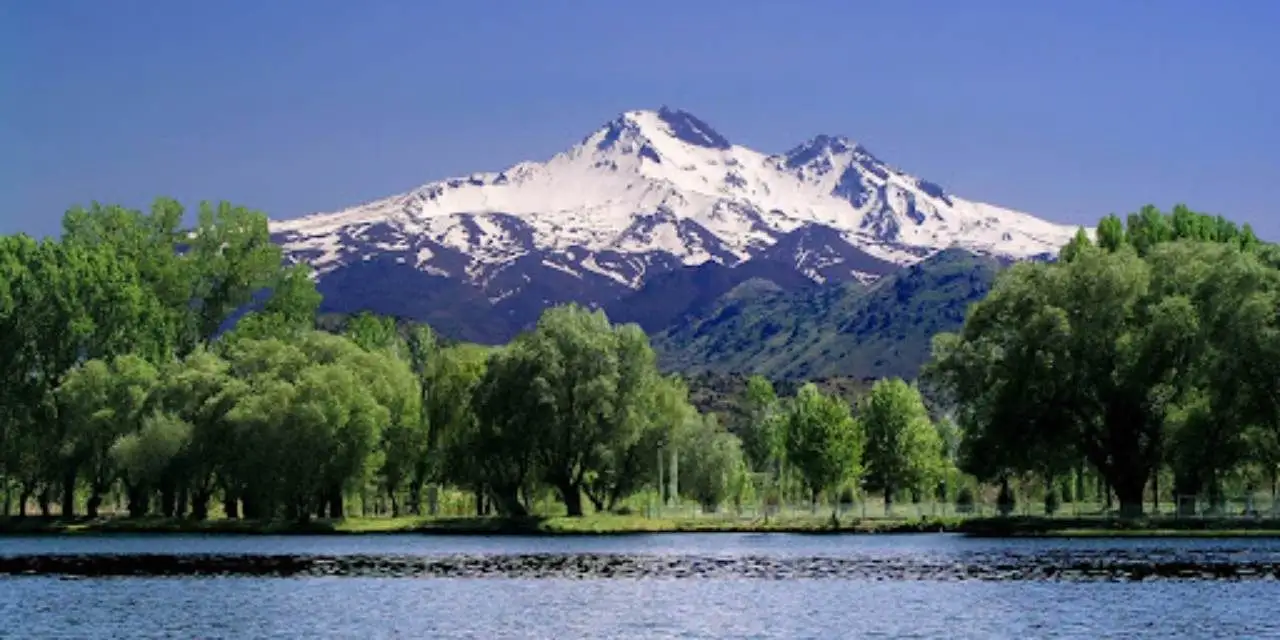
[3,533,1278,639]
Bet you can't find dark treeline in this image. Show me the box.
[2,200,1278,522]
[929,205,1280,517]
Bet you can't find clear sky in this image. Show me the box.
[4,0,1278,239]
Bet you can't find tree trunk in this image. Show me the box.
[39,487,52,517]
[293,500,311,524]
[997,476,1015,516]
[1271,466,1277,513]
[327,488,344,519]
[1075,461,1086,504]
[408,483,422,516]
[224,493,240,519]
[586,492,606,514]
[474,488,486,516]
[670,449,679,505]
[521,485,534,513]
[176,485,189,519]
[1173,471,1200,517]
[242,493,266,520]
[491,486,527,517]
[127,485,149,518]
[883,486,894,516]
[160,482,177,518]
[19,486,33,517]
[86,493,103,519]
[61,469,76,518]
[192,490,211,521]
[558,482,584,517]
[1113,474,1146,519]
[1151,468,1160,515]
[1206,470,1224,515]
[390,492,401,518]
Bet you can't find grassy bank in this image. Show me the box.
[4,514,1280,538]
[955,516,1280,538]
[0,513,958,536]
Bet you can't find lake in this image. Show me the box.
[2,533,1278,638]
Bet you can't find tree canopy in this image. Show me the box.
[929,205,1280,516]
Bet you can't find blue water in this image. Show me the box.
[2,534,1278,639]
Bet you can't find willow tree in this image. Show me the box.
[469,305,682,516]
[930,226,1278,517]
[56,355,159,517]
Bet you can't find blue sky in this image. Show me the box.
[4,0,1278,238]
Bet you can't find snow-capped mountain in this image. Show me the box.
[271,107,1079,342]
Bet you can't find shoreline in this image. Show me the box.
[4,514,1280,538]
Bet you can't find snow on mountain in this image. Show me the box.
[273,107,1076,286]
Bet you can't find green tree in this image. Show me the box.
[344,339,424,517]
[424,342,490,514]
[680,414,749,512]
[111,412,193,517]
[57,355,159,517]
[150,348,242,519]
[467,305,675,517]
[228,263,321,342]
[929,235,1275,516]
[584,373,696,512]
[783,383,864,512]
[735,375,781,472]
[858,378,944,511]
[470,344,546,516]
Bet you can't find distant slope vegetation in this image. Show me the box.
[604,258,820,333]
[653,248,1002,380]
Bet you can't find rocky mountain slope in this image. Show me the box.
[270,107,1078,343]
[653,249,1005,380]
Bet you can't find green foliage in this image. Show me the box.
[0,198,319,518]
[111,412,193,517]
[679,414,750,512]
[858,378,944,508]
[783,383,864,508]
[467,305,686,516]
[656,248,1001,380]
[929,206,1280,517]
[733,375,781,472]
[57,355,159,516]
[6,196,1275,527]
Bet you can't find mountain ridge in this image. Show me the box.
[270,107,1079,343]
[653,248,1003,380]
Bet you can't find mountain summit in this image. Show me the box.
[270,108,1077,341]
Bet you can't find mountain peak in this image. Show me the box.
[654,106,732,150]
[589,107,732,155]
[272,108,1080,342]
[783,134,878,170]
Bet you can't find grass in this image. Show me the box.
[4,511,1280,538]
[0,513,961,536]
[955,515,1280,538]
